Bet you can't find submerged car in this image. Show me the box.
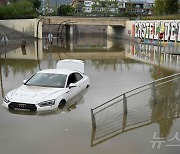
[2,60,90,112]
[8,88,88,116]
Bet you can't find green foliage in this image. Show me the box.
[153,0,179,15]
[29,0,41,10]
[57,4,74,16]
[10,0,41,9]
[101,2,106,7]
[126,2,133,13]
[0,0,37,19]
[165,0,179,14]
[122,12,137,18]
[153,0,165,15]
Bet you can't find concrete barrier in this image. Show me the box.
[0,19,43,39]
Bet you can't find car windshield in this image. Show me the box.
[25,73,67,88]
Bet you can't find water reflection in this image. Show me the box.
[91,75,180,147]
[0,61,4,98]
[43,35,125,60]
[0,33,179,72]
[125,40,180,72]
[91,59,141,71]
[56,32,107,51]
[0,34,178,100]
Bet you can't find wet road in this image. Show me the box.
[0,34,179,154]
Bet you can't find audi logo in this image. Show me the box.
[17,104,26,108]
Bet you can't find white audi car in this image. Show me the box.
[2,60,90,112]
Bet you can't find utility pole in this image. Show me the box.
[47,0,50,12]
[42,0,45,15]
[56,0,58,15]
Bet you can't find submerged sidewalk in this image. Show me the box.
[0,25,35,54]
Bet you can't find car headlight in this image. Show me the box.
[38,99,55,107]
[4,96,11,104]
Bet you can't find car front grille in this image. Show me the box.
[8,102,37,111]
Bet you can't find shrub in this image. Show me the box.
[57,5,74,16]
[122,12,137,19]
[0,0,37,19]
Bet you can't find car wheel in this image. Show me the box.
[58,99,66,109]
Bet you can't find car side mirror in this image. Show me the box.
[69,83,76,89]
[22,79,27,84]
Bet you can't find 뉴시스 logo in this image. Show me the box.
[150,132,180,149]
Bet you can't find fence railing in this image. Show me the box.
[91,72,180,128]
[91,72,180,147]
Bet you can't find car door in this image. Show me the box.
[74,72,85,91]
[66,73,79,100]
[66,72,84,101]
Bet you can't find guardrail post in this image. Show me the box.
[122,114,127,132]
[91,109,96,129]
[123,94,127,114]
[153,82,156,104]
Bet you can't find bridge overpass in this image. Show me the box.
[43,16,127,27]
[43,16,127,39]
[0,17,129,39]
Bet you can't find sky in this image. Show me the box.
[59,0,71,4]
[50,0,71,5]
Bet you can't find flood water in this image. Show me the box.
[0,33,180,154]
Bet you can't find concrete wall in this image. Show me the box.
[108,20,180,43]
[0,19,43,39]
[1,18,179,42]
[125,20,180,42]
[107,25,125,38]
[107,20,133,39]
[124,21,134,39]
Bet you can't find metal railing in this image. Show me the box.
[91,72,180,129]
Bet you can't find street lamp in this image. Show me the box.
[57,20,70,38]
[36,18,44,39]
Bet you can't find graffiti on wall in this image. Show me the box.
[133,21,180,42]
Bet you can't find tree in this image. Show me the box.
[91,3,98,15]
[126,1,133,13]
[0,0,37,19]
[153,0,179,15]
[153,0,166,15]
[165,0,179,14]
[10,0,41,9]
[57,4,74,16]
[31,0,41,10]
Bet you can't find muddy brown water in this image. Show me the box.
[0,34,179,154]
